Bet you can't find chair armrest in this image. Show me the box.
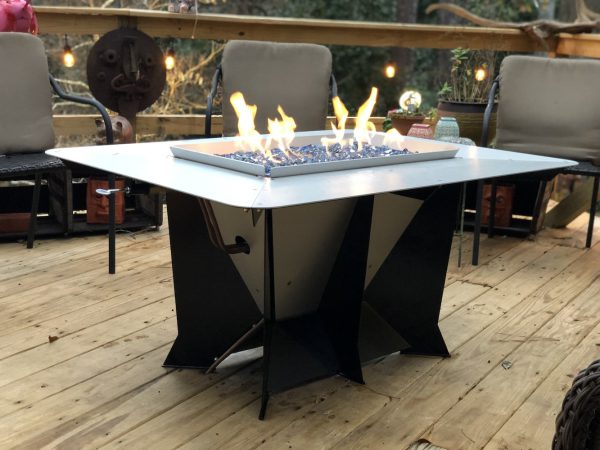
[48,75,114,145]
[480,76,499,147]
[205,65,222,138]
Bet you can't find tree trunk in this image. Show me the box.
[539,0,557,19]
[434,0,459,94]
[557,0,577,21]
[586,0,600,15]
[392,0,418,88]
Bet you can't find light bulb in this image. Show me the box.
[384,63,396,79]
[62,46,75,68]
[165,48,176,71]
[475,68,488,82]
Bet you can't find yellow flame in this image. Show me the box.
[321,96,350,151]
[333,96,349,130]
[383,128,405,149]
[230,92,268,156]
[353,87,378,149]
[231,87,382,157]
[267,106,297,156]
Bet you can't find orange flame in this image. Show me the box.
[321,95,350,151]
[230,92,268,156]
[267,106,297,156]
[383,128,405,149]
[353,87,378,150]
[232,87,383,157]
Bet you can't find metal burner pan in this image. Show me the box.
[170,130,459,178]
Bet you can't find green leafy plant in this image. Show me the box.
[438,48,496,103]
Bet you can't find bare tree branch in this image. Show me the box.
[426,2,600,48]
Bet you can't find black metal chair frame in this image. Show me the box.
[0,75,114,267]
[472,76,600,265]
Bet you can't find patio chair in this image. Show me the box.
[0,33,114,264]
[205,39,336,137]
[472,55,600,265]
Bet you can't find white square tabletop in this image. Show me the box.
[47,136,576,209]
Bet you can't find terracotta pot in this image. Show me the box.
[407,123,434,139]
[436,100,497,146]
[388,113,425,135]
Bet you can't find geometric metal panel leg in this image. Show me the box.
[259,197,374,419]
[362,184,461,358]
[318,195,373,383]
[586,176,599,248]
[108,173,116,274]
[163,190,262,369]
[472,179,485,265]
[259,208,275,420]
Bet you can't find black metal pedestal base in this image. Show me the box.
[164,184,459,418]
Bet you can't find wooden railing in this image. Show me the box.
[52,114,387,137]
[38,6,600,138]
[36,6,600,56]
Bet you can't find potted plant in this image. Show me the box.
[437,48,498,145]
[384,90,426,135]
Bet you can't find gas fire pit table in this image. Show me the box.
[47,131,575,419]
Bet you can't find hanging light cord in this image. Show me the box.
[191,0,199,39]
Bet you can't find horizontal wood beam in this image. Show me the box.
[555,33,600,58]
[36,6,547,52]
[52,114,387,139]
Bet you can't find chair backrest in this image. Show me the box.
[496,55,600,165]
[220,40,332,136]
[0,32,54,155]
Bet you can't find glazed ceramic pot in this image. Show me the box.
[434,116,460,140]
[436,100,497,145]
[407,123,434,139]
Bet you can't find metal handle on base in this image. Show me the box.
[96,187,131,196]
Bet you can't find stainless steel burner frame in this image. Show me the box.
[170,130,459,178]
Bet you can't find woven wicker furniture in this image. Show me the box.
[0,33,113,250]
[553,358,600,450]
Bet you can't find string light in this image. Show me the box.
[165,47,176,71]
[62,34,75,68]
[475,67,488,82]
[384,62,396,79]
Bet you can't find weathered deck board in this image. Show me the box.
[484,320,600,449]
[0,211,599,449]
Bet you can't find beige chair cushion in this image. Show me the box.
[496,55,600,165]
[0,33,55,155]
[220,40,332,136]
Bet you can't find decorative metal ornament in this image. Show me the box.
[87,28,166,119]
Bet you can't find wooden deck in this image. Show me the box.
[1,211,599,449]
